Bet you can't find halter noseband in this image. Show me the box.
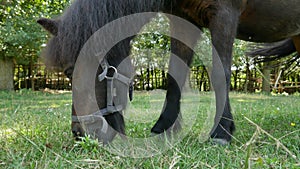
[72,58,132,124]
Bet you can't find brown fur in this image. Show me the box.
[179,0,218,27]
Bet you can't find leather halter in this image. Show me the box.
[72,58,131,123]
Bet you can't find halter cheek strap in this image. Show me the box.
[72,58,132,124]
[98,59,131,114]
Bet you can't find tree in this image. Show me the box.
[131,14,170,89]
[131,14,170,70]
[0,0,70,90]
[232,40,255,92]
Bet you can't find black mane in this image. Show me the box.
[43,0,168,71]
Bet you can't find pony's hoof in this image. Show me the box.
[211,138,230,146]
[150,132,158,137]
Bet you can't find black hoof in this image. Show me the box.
[210,121,235,143]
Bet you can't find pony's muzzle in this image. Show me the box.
[73,115,117,144]
[71,122,85,140]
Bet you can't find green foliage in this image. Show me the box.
[193,29,212,67]
[131,14,171,70]
[0,0,70,64]
[75,135,100,153]
[233,40,250,69]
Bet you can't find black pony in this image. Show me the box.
[38,0,300,144]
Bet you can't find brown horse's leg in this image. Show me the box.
[151,16,200,134]
[292,35,300,54]
[209,2,241,144]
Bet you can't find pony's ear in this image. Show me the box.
[37,18,59,36]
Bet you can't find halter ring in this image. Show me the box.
[105,66,118,80]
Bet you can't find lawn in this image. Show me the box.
[0,90,299,168]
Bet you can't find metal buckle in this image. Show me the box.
[105,66,118,80]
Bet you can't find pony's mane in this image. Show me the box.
[43,0,168,70]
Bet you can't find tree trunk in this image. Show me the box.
[233,69,238,91]
[141,69,145,90]
[30,60,35,91]
[262,62,271,93]
[0,59,14,90]
[146,68,150,90]
[244,62,251,92]
[162,69,166,89]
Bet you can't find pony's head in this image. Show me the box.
[37,15,129,144]
[38,0,167,144]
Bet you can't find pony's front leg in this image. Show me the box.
[151,20,199,134]
[209,2,240,144]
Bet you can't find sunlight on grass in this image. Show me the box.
[0,128,17,139]
[0,90,299,168]
[237,99,256,102]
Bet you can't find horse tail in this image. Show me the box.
[247,39,297,63]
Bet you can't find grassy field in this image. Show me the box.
[0,89,299,168]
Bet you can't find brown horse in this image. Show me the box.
[38,0,300,144]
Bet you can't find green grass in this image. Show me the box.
[0,89,299,168]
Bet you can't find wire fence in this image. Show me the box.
[14,64,71,91]
[13,64,300,93]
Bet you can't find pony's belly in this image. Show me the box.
[237,0,300,42]
[237,23,300,43]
